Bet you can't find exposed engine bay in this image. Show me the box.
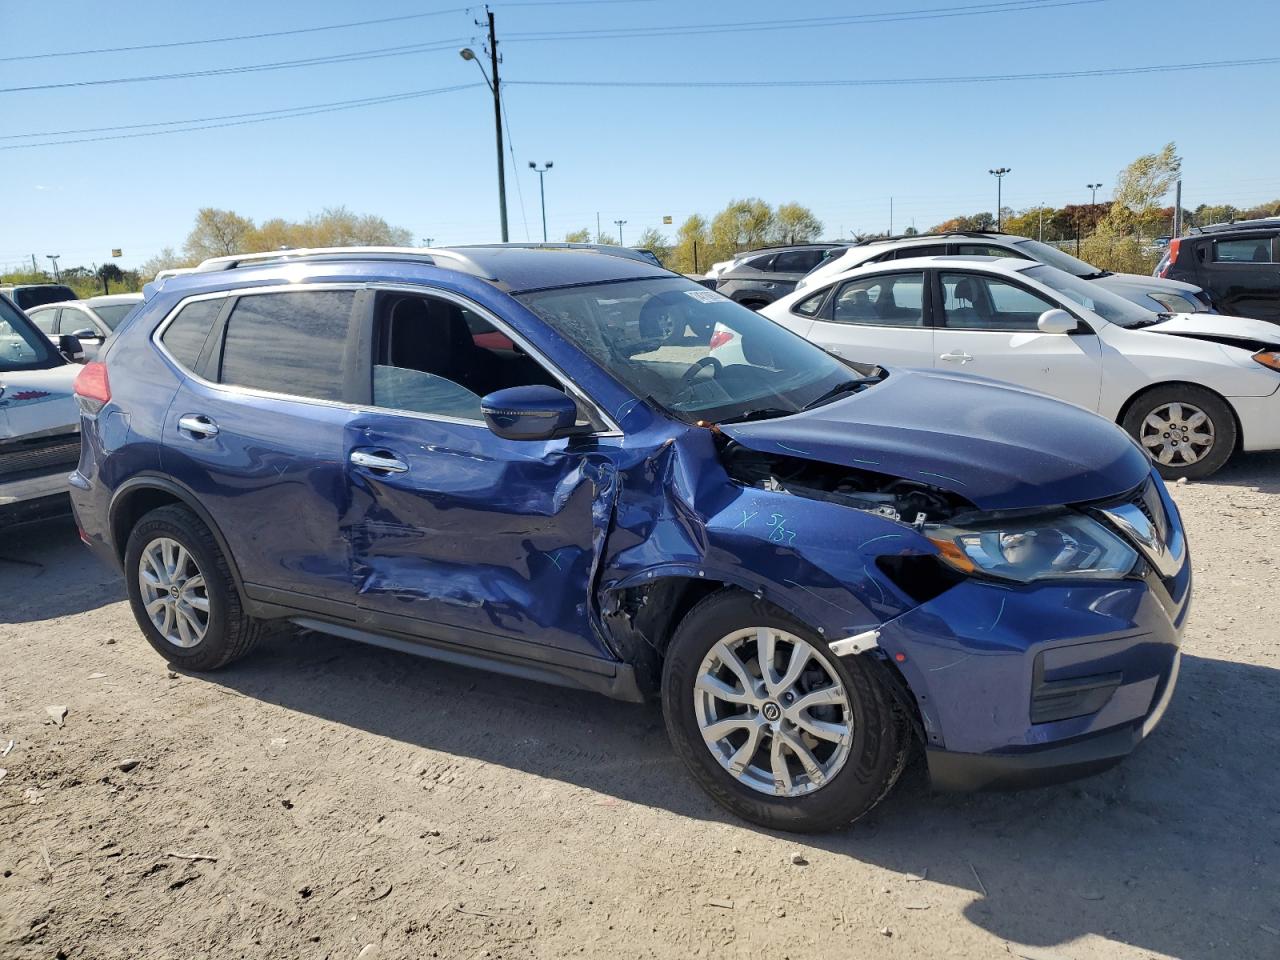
[716,436,972,526]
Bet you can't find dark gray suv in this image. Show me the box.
[714,244,845,310]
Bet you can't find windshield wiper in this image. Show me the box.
[717,407,797,425]
[801,376,881,411]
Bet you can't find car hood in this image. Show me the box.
[1140,312,1280,349]
[0,363,80,441]
[1096,272,1201,296]
[719,368,1150,511]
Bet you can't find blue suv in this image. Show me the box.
[70,246,1189,832]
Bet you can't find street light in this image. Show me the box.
[46,254,61,282]
[614,219,627,245]
[988,167,1011,230]
[529,161,553,242]
[1086,182,1103,234]
[460,24,508,242]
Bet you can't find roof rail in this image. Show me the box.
[1189,216,1280,235]
[192,246,498,280]
[445,241,661,266]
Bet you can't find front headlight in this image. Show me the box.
[1148,292,1197,314]
[927,513,1138,583]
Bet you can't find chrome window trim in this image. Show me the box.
[149,281,622,435]
[150,284,364,413]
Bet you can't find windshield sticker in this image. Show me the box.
[684,289,725,304]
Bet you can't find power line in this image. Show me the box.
[0,39,468,95]
[0,84,482,151]
[510,55,1280,90]
[0,8,471,63]
[505,0,1104,40]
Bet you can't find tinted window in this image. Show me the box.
[940,272,1056,330]
[12,285,76,310]
[91,302,139,329]
[28,307,58,334]
[161,299,222,371]
[740,254,774,271]
[894,244,948,259]
[219,291,355,401]
[1215,237,1274,263]
[831,273,926,327]
[956,243,1026,258]
[772,250,825,273]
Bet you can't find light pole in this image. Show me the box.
[614,219,627,245]
[460,15,508,242]
[988,167,1011,230]
[46,254,61,282]
[529,161,553,242]
[1086,182,1102,234]
[421,237,434,247]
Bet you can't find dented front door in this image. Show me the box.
[344,412,618,661]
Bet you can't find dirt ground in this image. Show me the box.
[2,455,1278,960]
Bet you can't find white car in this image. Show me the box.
[796,232,1214,315]
[754,256,1280,479]
[0,294,82,525]
[26,293,143,359]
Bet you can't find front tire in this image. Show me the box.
[1121,384,1236,480]
[124,504,264,671]
[661,590,910,832]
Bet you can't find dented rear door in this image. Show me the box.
[345,411,620,661]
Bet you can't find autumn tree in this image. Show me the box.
[633,227,672,265]
[669,214,709,274]
[183,208,255,261]
[710,198,774,260]
[564,228,592,243]
[772,203,823,244]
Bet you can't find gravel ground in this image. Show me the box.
[2,454,1278,960]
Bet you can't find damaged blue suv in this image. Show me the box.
[70,246,1189,832]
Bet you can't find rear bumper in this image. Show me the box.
[927,650,1180,791]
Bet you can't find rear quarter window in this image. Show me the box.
[160,299,222,371]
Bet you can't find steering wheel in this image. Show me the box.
[682,356,723,384]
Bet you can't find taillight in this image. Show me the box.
[709,329,735,350]
[73,361,111,414]
[1158,237,1181,278]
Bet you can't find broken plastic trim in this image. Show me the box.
[828,628,880,657]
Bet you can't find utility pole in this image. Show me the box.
[1173,179,1183,236]
[1038,205,1044,241]
[989,167,1011,230]
[614,219,627,245]
[529,161,553,242]
[596,211,602,241]
[31,254,38,273]
[458,7,508,241]
[889,197,894,236]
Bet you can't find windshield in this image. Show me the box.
[91,302,139,329]
[0,295,62,371]
[517,277,865,423]
[1024,265,1157,327]
[1012,238,1103,277]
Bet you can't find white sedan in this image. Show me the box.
[752,256,1280,479]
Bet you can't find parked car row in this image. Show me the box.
[59,244,1190,832]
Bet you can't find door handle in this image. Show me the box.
[178,414,219,437]
[939,352,974,364]
[350,450,409,474]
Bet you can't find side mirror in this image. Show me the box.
[480,385,577,441]
[58,334,85,362]
[1037,309,1078,335]
[69,327,101,342]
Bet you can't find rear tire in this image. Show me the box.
[124,504,263,671]
[1120,384,1235,480]
[661,590,910,832]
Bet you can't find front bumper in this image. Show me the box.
[926,650,1180,790]
[0,469,73,524]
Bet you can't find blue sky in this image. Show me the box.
[2,0,1277,272]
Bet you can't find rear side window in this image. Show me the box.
[893,244,948,259]
[218,291,355,401]
[28,307,58,334]
[772,250,825,273]
[160,299,222,371]
[792,290,828,317]
[1214,237,1274,263]
[831,272,926,327]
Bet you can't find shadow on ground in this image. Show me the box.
[0,514,125,623]
[205,627,1279,960]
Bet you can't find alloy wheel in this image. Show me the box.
[693,627,853,797]
[138,537,209,649]
[1139,401,1215,466]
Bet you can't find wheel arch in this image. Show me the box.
[1114,380,1244,453]
[108,475,247,593]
